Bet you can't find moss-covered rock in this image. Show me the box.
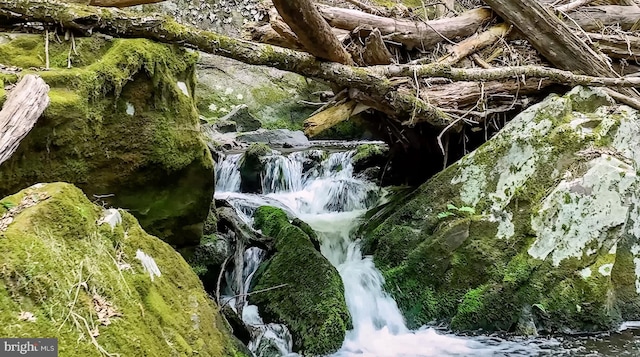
[365,87,640,334]
[239,143,271,193]
[249,206,351,355]
[195,54,328,130]
[0,183,246,356]
[0,35,213,247]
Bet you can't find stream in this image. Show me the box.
[215,144,640,357]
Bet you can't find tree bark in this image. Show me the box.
[272,0,353,65]
[0,75,49,166]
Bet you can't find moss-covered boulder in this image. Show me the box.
[0,182,246,356]
[0,34,213,247]
[363,87,640,334]
[250,206,351,355]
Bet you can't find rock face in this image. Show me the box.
[196,54,328,130]
[363,87,640,334]
[250,206,351,355]
[236,129,310,148]
[0,35,214,247]
[0,183,245,356]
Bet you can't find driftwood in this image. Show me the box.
[0,75,49,166]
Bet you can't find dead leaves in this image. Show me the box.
[0,190,51,232]
[93,293,122,327]
[18,311,36,322]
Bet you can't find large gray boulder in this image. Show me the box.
[363,86,640,334]
[236,129,310,148]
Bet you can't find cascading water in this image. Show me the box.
[215,145,562,357]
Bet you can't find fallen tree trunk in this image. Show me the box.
[568,5,640,31]
[272,0,353,64]
[314,4,640,50]
[0,75,49,166]
[318,5,494,50]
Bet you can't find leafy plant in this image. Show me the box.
[0,201,15,210]
[437,203,476,219]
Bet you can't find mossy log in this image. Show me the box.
[0,75,49,165]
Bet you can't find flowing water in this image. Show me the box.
[215,146,640,357]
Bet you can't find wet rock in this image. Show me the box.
[239,143,271,193]
[214,119,238,133]
[235,129,310,148]
[364,86,640,334]
[220,104,261,132]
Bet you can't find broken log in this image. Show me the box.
[436,23,510,66]
[272,0,354,65]
[317,5,494,50]
[361,28,394,65]
[3,0,640,128]
[303,100,370,137]
[585,32,640,60]
[0,75,49,166]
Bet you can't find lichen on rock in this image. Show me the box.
[0,34,214,247]
[0,183,245,356]
[364,86,640,333]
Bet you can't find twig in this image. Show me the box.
[71,312,120,357]
[44,28,49,70]
[437,116,463,156]
[219,283,288,310]
[215,255,232,306]
[58,262,84,333]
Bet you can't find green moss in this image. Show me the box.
[0,183,239,356]
[251,207,350,355]
[0,35,213,247]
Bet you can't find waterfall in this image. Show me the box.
[215,146,544,357]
